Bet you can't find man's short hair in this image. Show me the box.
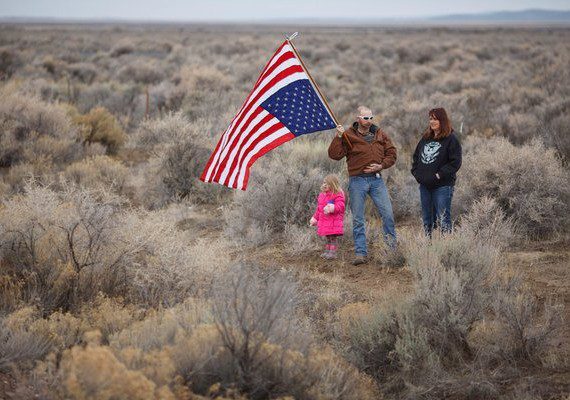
[357,106,372,116]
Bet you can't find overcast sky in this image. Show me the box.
[1,0,569,21]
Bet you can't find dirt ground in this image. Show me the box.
[187,205,569,327]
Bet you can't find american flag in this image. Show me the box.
[200,39,336,190]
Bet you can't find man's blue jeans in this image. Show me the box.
[419,184,454,235]
[348,175,397,256]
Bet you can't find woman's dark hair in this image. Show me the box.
[423,107,452,139]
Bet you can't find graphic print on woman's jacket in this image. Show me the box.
[411,131,462,189]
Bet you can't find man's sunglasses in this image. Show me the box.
[359,116,374,120]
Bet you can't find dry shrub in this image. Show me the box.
[343,305,400,380]
[345,226,565,397]
[117,209,230,306]
[115,347,176,388]
[507,112,540,143]
[223,205,272,246]
[42,55,67,77]
[28,342,189,400]
[0,275,24,313]
[211,265,310,385]
[224,152,323,242]
[409,65,437,84]
[77,295,144,344]
[0,180,9,199]
[171,323,230,393]
[405,230,501,364]
[117,59,166,85]
[393,310,443,381]
[0,84,81,167]
[35,311,87,352]
[2,156,54,195]
[161,138,224,204]
[73,81,140,120]
[134,113,229,205]
[147,80,186,115]
[0,48,22,80]
[66,62,98,84]
[343,300,440,397]
[131,111,192,148]
[63,155,129,193]
[170,265,374,399]
[486,282,566,367]
[110,39,134,57]
[20,296,139,353]
[60,337,175,400]
[376,239,407,269]
[285,137,344,174]
[0,309,53,372]
[347,230,498,385]
[544,113,570,161]
[455,136,569,237]
[2,306,85,365]
[0,182,128,312]
[306,347,378,400]
[72,106,126,154]
[283,223,320,256]
[178,65,232,93]
[2,26,569,400]
[18,267,373,400]
[110,298,211,352]
[24,134,82,167]
[6,306,86,354]
[209,265,313,397]
[385,162,419,220]
[0,182,226,311]
[458,195,518,247]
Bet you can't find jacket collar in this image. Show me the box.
[352,122,379,134]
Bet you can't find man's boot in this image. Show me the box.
[352,255,368,265]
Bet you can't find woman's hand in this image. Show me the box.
[336,125,345,137]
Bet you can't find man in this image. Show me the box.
[328,106,397,265]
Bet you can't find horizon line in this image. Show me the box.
[1,8,570,24]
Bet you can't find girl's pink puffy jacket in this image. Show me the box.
[312,190,345,236]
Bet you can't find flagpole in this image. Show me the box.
[286,33,353,149]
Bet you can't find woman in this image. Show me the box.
[411,108,462,235]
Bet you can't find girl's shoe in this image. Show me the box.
[320,250,331,259]
[327,251,338,260]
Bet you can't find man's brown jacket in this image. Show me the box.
[328,123,397,176]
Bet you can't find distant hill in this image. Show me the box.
[430,9,570,23]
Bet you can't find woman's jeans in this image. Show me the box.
[349,175,397,256]
[419,184,454,235]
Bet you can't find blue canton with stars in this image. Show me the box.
[260,79,336,136]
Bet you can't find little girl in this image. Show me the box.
[310,174,345,259]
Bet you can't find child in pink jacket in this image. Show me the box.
[310,174,345,259]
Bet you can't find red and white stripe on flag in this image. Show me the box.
[200,40,336,190]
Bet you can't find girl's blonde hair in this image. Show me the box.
[324,174,342,194]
